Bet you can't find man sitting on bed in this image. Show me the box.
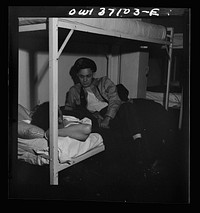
[63,57,143,142]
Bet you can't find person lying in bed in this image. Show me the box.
[30,102,92,141]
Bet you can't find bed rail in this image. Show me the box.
[165,27,174,110]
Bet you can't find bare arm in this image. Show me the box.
[45,124,92,141]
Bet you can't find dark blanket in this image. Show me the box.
[61,98,175,166]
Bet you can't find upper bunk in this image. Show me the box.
[18,17,170,45]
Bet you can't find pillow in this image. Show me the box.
[18,104,31,121]
[18,121,45,139]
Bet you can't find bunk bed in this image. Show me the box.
[18,17,173,185]
[146,32,183,129]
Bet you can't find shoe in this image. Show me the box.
[133,133,142,141]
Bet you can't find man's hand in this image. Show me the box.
[92,111,104,120]
[99,116,111,129]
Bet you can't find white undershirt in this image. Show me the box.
[86,89,108,112]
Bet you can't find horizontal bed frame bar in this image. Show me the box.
[19,23,47,32]
[57,144,105,172]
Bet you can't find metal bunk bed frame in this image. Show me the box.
[19,18,173,185]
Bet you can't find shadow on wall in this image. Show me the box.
[19,33,111,109]
[29,51,49,109]
[19,32,49,109]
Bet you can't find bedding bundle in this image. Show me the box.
[17,104,103,165]
[18,131,103,165]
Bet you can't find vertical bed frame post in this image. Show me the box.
[49,18,59,185]
[165,27,174,110]
[165,28,174,110]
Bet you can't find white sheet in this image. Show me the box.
[18,116,103,165]
[18,133,103,165]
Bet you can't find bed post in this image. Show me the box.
[49,18,59,185]
[165,27,174,110]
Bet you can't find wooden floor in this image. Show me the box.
[9,126,189,203]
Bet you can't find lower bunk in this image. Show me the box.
[17,103,105,185]
[146,84,182,108]
[18,131,104,184]
[146,84,183,129]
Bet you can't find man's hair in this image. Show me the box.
[31,102,60,131]
[72,57,97,74]
[31,102,50,131]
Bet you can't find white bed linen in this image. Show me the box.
[146,91,182,108]
[18,116,103,165]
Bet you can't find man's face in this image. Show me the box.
[77,68,93,88]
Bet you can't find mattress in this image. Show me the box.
[173,33,183,49]
[146,91,182,108]
[19,17,167,43]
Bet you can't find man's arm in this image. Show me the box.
[45,124,92,141]
[101,77,122,119]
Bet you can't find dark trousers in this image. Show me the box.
[110,102,143,139]
[61,103,143,139]
[128,99,175,164]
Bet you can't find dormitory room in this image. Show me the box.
[8,7,190,203]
